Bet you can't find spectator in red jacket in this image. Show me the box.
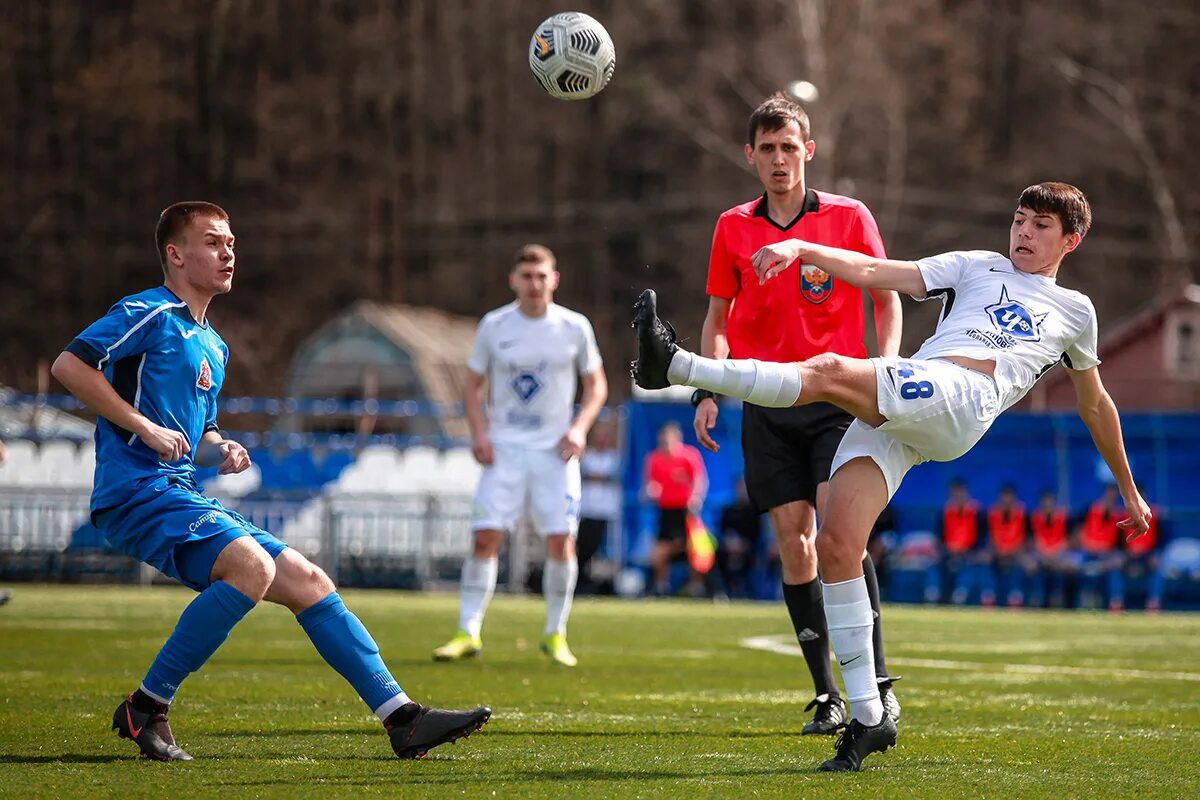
[1112,505,1165,611]
[1028,490,1071,608]
[983,485,1028,607]
[1075,484,1125,609]
[928,478,983,605]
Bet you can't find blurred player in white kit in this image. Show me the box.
[434,244,607,667]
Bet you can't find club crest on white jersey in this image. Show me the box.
[986,286,1049,343]
[510,365,545,404]
[467,303,603,450]
[911,250,1100,414]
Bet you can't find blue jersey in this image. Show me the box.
[65,286,229,514]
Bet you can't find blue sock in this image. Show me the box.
[141,580,257,703]
[296,592,408,719]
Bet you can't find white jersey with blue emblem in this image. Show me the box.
[467,302,602,450]
[912,250,1100,412]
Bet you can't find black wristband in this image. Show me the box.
[690,389,716,408]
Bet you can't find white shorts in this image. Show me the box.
[471,444,581,536]
[831,357,1001,499]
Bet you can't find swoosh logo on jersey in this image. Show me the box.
[125,301,148,309]
[988,267,1014,274]
[838,655,862,667]
[181,329,200,339]
[498,340,517,349]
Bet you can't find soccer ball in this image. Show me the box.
[528,12,616,101]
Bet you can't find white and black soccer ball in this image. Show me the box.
[528,12,616,101]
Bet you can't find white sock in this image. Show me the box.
[667,351,802,407]
[823,577,884,726]
[458,556,498,638]
[373,691,413,722]
[138,683,172,705]
[542,557,578,637]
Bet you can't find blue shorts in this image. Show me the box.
[95,476,287,591]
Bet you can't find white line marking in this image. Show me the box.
[739,635,1200,683]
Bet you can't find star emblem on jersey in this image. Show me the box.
[800,262,833,304]
[197,358,213,391]
[985,285,1048,342]
[510,370,543,404]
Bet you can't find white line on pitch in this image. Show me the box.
[739,635,1200,683]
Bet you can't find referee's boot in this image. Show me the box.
[112,692,193,761]
[801,694,846,735]
[879,675,902,722]
[817,715,897,772]
[630,289,679,390]
[386,702,492,759]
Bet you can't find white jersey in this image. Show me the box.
[468,302,603,450]
[912,250,1100,412]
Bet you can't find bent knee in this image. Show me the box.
[300,559,336,596]
[815,526,860,569]
[776,526,818,562]
[798,353,840,398]
[269,551,337,604]
[472,529,505,558]
[222,546,276,600]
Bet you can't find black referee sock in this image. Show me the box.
[782,579,839,698]
[861,554,889,680]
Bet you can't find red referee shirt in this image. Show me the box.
[644,446,706,510]
[705,189,887,362]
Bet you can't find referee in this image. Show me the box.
[693,92,903,734]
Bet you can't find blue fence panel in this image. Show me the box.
[622,403,1200,553]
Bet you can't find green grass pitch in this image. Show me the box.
[1,586,1197,799]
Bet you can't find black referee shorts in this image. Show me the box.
[656,507,689,545]
[741,401,853,513]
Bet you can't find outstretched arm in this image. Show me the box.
[1067,366,1151,539]
[753,240,928,298]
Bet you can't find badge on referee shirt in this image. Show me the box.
[800,263,833,304]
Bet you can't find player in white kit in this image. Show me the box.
[435,244,607,667]
[632,182,1152,770]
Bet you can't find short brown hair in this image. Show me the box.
[155,201,229,272]
[747,92,811,146]
[1017,183,1092,237]
[512,243,556,270]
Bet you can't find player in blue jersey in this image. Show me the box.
[51,201,490,761]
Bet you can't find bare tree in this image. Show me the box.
[1052,54,1191,291]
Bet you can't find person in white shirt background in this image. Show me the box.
[577,417,622,594]
[435,244,607,668]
